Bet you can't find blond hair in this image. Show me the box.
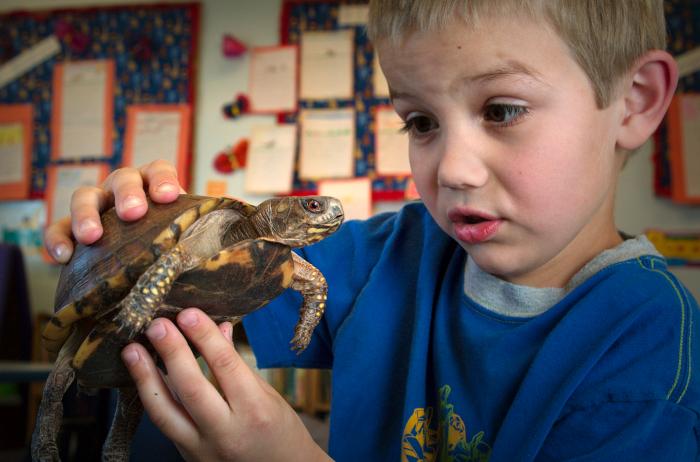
[367,0,666,108]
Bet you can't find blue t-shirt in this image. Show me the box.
[243,202,700,461]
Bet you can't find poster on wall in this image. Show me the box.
[248,46,298,114]
[667,93,700,204]
[300,30,354,100]
[0,104,33,200]
[123,104,191,183]
[51,60,114,160]
[244,124,297,194]
[298,108,355,180]
[375,106,410,176]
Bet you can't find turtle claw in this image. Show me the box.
[112,294,154,339]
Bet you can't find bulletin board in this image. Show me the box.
[653,0,700,200]
[0,3,199,198]
[279,0,408,201]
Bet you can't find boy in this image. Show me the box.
[45,0,699,460]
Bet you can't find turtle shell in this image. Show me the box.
[75,238,295,388]
[44,194,257,355]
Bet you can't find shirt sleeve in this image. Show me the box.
[242,212,399,369]
[537,399,698,461]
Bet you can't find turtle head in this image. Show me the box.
[258,196,344,247]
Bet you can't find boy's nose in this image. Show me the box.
[436,139,489,190]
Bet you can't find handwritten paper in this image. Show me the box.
[0,104,32,199]
[318,178,372,220]
[373,53,390,98]
[680,95,700,197]
[338,4,369,26]
[300,30,354,100]
[45,163,109,225]
[249,46,298,113]
[123,104,191,181]
[52,60,114,159]
[299,108,355,180]
[0,124,24,184]
[244,124,297,194]
[375,106,410,175]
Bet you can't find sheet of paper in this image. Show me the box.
[375,106,410,175]
[45,163,108,225]
[52,60,114,159]
[318,178,372,220]
[300,30,354,100]
[338,4,369,26]
[677,47,700,78]
[249,46,298,113]
[124,104,191,181]
[373,53,390,98]
[299,108,355,180]
[0,124,24,184]
[0,35,61,89]
[681,95,700,196]
[0,104,33,200]
[245,124,297,194]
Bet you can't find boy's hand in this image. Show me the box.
[122,308,329,462]
[44,160,185,263]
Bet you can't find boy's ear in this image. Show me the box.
[616,50,679,151]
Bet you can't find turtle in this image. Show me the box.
[31,194,344,462]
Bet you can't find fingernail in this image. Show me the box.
[146,321,166,340]
[52,243,69,261]
[155,182,177,194]
[78,219,99,236]
[122,195,144,210]
[122,347,140,365]
[179,311,198,327]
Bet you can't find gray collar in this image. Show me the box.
[463,235,662,318]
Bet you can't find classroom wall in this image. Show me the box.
[1,0,699,317]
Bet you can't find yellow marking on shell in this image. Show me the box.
[72,333,105,369]
[203,248,253,271]
[153,200,218,249]
[42,302,98,353]
[105,271,129,289]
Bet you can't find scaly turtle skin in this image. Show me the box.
[31,194,343,462]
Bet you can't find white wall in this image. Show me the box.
[1,0,699,314]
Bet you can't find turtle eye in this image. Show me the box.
[304,199,323,213]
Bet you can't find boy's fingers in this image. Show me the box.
[176,309,262,410]
[121,342,199,447]
[144,317,231,433]
[69,186,112,244]
[43,216,74,263]
[103,168,148,221]
[139,159,186,202]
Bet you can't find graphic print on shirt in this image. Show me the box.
[401,385,492,462]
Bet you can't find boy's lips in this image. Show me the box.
[447,208,503,245]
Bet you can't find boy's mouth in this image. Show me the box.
[448,208,502,245]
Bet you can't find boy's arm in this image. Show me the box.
[537,399,697,461]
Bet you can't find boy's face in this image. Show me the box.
[378,14,627,287]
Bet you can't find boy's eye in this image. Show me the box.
[400,115,439,135]
[484,103,528,126]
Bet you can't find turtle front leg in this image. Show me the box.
[112,245,189,338]
[102,387,143,462]
[289,253,327,352]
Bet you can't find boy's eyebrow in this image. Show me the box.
[467,60,548,85]
[388,60,549,101]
